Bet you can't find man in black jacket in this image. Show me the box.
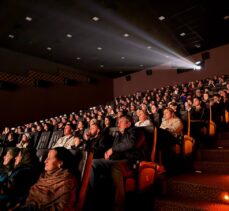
[89,115,144,211]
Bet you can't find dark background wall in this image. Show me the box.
[114,44,229,97]
[0,48,113,129]
[0,79,113,129]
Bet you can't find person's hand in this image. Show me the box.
[104,148,113,160]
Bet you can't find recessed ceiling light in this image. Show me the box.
[119,71,123,74]
[139,64,144,67]
[92,16,100,21]
[66,34,72,38]
[195,61,201,65]
[123,33,129,37]
[195,44,201,48]
[121,56,125,60]
[46,47,52,51]
[25,16,32,21]
[224,15,229,20]
[100,64,104,68]
[97,47,102,51]
[158,16,165,21]
[180,32,186,37]
[147,46,152,49]
[76,57,81,60]
[8,34,15,39]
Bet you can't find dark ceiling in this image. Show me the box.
[0,0,228,78]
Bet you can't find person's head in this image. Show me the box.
[90,118,97,126]
[89,124,100,138]
[14,148,33,168]
[44,147,73,173]
[151,105,158,114]
[203,93,209,101]
[77,120,84,130]
[213,94,221,103]
[3,148,19,167]
[104,116,112,127]
[21,133,31,142]
[7,132,15,142]
[138,110,148,122]
[193,97,201,107]
[163,107,175,121]
[118,115,132,133]
[64,123,73,136]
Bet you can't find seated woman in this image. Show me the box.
[158,107,184,172]
[0,148,19,182]
[24,147,78,210]
[160,107,183,139]
[0,148,34,209]
[135,109,153,127]
[16,133,31,149]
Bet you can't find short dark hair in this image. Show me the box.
[119,115,133,124]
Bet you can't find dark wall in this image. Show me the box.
[114,44,229,96]
[0,79,113,129]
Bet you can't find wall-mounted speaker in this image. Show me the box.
[0,81,17,90]
[87,77,97,84]
[201,52,210,60]
[34,79,51,88]
[64,78,77,86]
[125,75,131,81]
[146,69,152,76]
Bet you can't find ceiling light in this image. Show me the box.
[8,34,15,39]
[147,46,152,49]
[195,44,201,48]
[158,16,165,21]
[46,47,52,51]
[123,33,129,37]
[100,65,104,68]
[66,34,72,38]
[76,57,81,60]
[139,64,144,67]
[180,32,186,37]
[224,15,229,20]
[121,57,125,60]
[92,16,100,21]
[195,61,201,65]
[97,47,102,51]
[119,71,123,74]
[25,16,32,21]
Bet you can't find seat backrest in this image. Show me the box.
[36,131,52,149]
[108,127,119,137]
[76,150,93,211]
[152,113,160,127]
[142,126,157,162]
[69,149,88,182]
[47,130,64,149]
[30,131,41,149]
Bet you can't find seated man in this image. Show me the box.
[52,123,75,149]
[90,115,145,211]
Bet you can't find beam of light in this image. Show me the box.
[32,0,198,71]
[81,0,196,69]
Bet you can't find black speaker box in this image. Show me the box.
[146,69,152,75]
[125,75,131,81]
[201,52,210,60]
[64,78,77,86]
[35,79,51,88]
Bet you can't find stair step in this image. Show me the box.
[199,149,229,162]
[165,174,229,204]
[155,196,229,211]
[194,161,229,174]
[216,139,229,147]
